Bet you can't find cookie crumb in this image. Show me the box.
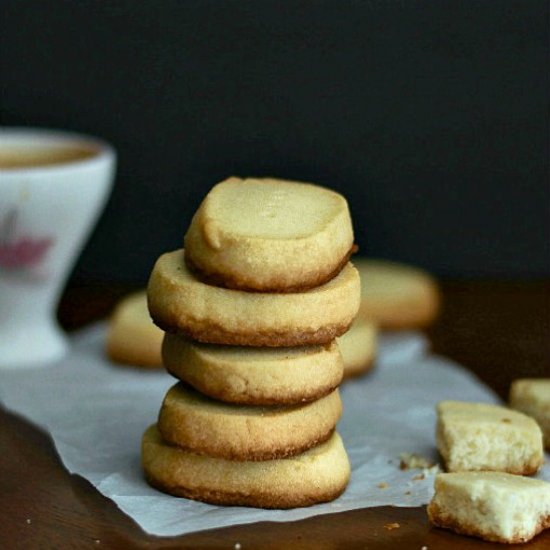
[377,482,389,489]
[412,473,425,481]
[26,518,31,525]
[404,491,411,495]
[501,418,511,423]
[384,522,400,530]
[400,452,434,470]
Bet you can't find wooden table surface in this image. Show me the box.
[1,280,549,549]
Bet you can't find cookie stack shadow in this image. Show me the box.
[141,177,361,508]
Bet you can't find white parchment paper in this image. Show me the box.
[0,325,548,537]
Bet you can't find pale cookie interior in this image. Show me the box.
[436,400,544,474]
[428,471,550,543]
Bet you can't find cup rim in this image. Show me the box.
[0,126,115,175]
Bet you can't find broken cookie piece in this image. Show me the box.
[436,401,543,474]
[428,472,550,543]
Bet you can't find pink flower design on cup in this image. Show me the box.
[0,209,54,275]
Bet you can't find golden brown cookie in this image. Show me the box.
[337,318,377,380]
[157,382,342,461]
[510,379,550,450]
[428,472,550,544]
[142,425,350,509]
[148,250,361,346]
[106,291,163,368]
[436,400,544,475]
[355,258,440,329]
[184,177,355,292]
[162,333,343,405]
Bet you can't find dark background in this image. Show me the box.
[1,0,548,283]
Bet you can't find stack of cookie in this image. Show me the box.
[142,177,361,508]
[105,289,375,380]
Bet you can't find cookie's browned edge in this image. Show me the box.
[164,361,342,405]
[428,501,550,544]
[153,318,353,347]
[144,471,349,509]
[185,244,358,293]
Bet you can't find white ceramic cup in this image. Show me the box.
[0,128,115,368]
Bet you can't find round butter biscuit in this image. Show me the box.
[337,318,378,379]
[163,334,343,405]
[356,258,440,329]
[510,379,550,450]
[157,382,342,461]
[148,250,360,346]
[184,177,355,292]
[142,425,350,508]
[106,291,163,368]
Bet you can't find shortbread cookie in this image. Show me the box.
[436,401,544,474]
[184,177,355,292]
[355,258,440,329]
[428,472,550,544]
[337,318,377,379]
[148,250,360,346]
[510,379,550,450]
[162,334,343,405]
[106,291,163,368]
[157,383,342,460]
[142,425,350,508]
